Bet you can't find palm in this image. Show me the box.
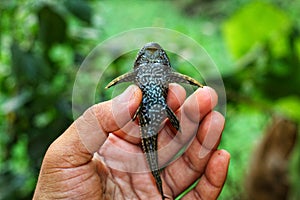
[34,84,229,200]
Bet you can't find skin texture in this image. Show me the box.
[33,84,230,200]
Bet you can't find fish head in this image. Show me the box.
[134,42,170,69]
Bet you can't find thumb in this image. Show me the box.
[76,85,142,153]
[45,85,142,167]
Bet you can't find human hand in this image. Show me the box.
[33,84,230,200]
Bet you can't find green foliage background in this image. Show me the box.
[0,0,299,199]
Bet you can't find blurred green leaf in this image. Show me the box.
[38,5,66,48]
[10,43,50,86]
[1,90,31,114]
[223,2,292,59]
[274,96,300,121]
[10,135,30,174]
[33,109,55,128]
[296,37,300,58]
[64,0,92,24]
[0,134,34,199]
[48,44,73,67]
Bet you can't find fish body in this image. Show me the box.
[106,42,202,199]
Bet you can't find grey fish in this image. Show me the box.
[106,42,203,199]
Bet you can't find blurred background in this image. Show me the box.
[0,0,299,199]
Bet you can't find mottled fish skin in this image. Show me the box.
[106,42,203,199]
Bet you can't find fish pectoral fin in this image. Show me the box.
[105,71,136,89]
[132,104,141,121]
[168,72,203,87]
[165,106,180,132]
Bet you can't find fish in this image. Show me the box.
[106,42,203,199]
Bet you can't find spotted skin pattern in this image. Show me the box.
[106,42,203,199]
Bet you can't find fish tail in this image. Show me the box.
[151,169,164,199]
[142,136,165,199]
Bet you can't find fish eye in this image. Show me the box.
[140,54,148,62]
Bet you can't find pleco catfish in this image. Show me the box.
[106,42,203,199]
